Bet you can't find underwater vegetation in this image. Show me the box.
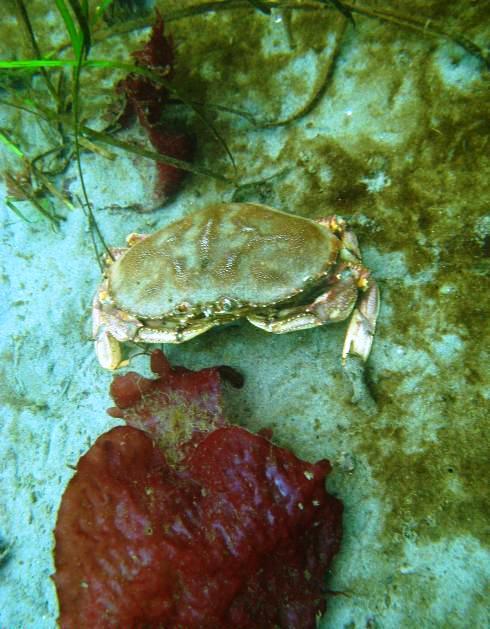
[53,350,343,627]
[0,0,234,259]
[0,0,486,248]
[116,11,195,206]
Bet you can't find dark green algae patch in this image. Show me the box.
[351,392,489,548]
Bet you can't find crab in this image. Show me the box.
[93,203,379,370]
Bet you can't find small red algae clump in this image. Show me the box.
[118,12,194,205]
[53,351,343,628]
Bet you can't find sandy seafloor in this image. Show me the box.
[0,1,489,627]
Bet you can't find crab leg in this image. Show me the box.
[248,272,378,364]
[92,277,143,370]
[137,321,216,344]
[342,280,379,364]
[318,215,380,363]
[247,263,360,334]
[95,331,124,371]
[247,310,336,334]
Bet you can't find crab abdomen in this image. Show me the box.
[109,203,339,318]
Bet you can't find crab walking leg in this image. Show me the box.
[247,310,334,334]
[342,280,380,364]
[316,216,362,258]
[247,265,360,334]
[137,321,216,344]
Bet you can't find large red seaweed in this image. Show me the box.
[53,351,343,628]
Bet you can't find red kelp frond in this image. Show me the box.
[53,352,342,628]
[119,12,173,128]
[117,12,194,203]
[132,11,174,73]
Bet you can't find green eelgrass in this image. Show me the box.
[1,0,237,265]
[2,0,487,238]
[55,0,106,261]
[1,1,100,239]
[0,56,239,176]
[0,129,67,226]
[0,92,234,184]
[0,130,24,158]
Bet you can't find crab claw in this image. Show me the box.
[342,280,380,364]
[95,330,123,371]
[92,288,121,370]
[92,279,139,370]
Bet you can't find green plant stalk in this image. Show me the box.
[0,96,231,184]
[6,199,36,223]
[14,0,59,103]
[54,0,83,59]
[6,173,64,226]
[0,130,72,219]
[83,128,234,184]
[0,58,238,172]
[0,131,25,158]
